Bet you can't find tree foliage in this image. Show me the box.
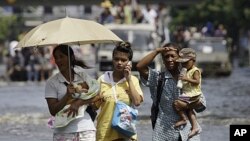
[0,15,17,42]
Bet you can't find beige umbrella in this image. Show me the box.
[16,17,122,48]
[16,17,122,82]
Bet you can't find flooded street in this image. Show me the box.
[0,67,250,141]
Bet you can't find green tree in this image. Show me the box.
[0,14,24,42]
[0,15,17,42]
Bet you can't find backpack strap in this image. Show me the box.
[151,72,166,129]
[155,72,166,108]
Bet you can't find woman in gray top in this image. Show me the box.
[45,45,100,141]
[136,43,206,141]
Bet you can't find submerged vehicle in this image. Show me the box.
[96,24,161,77]
[188,37,232,76]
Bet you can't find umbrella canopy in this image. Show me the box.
[16,17,122,48]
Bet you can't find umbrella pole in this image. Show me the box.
[67,45,72,83]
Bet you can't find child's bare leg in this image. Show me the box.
[188,110,200,138]
[174,110,188,127]
[174,100,188,127]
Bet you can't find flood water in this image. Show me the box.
[0,67,250,141]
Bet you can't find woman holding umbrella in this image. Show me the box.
[45,44,100,141]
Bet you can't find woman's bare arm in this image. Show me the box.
[136,49,159,80]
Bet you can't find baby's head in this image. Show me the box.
[73,82,89,93]
[80,82,89,89]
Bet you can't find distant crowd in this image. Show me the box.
[2,47,55,82]
[97,0,229,47]
[0,0,231,82]
[97,0,171,43]
[171,22,228,48]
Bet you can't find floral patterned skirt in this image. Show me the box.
[53,130,95,141]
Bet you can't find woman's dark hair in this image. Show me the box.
[112,41,133,61]
[52,44,89,69]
